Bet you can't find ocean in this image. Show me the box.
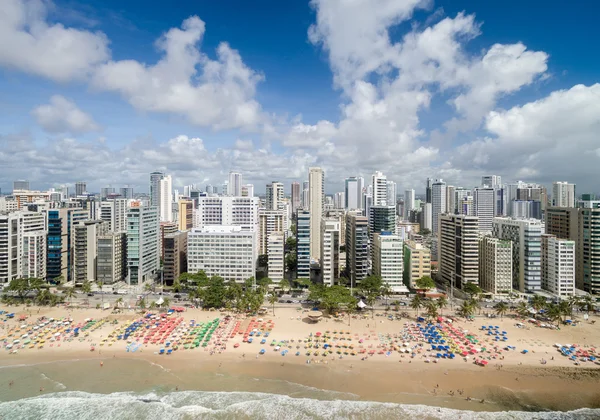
[0,358,599,420]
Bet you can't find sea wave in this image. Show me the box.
[0,391,599,420]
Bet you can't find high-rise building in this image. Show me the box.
[72,220,106,284]
[404,189,415,220]
[541,234,575,298]
[492,217,543,292]
[100,199,128,233]
[177,200,194,231]
[431,179,447,235]
[195,196,259,233]
[127,205,159,286]
[100,187,115,200]
[552,182,576,208]
[296,210,311,279]
[371,171,388,205]
[258,210,287,255]
[267,232,285,282]
[120,187,134,199]
[333,192,345,209]
[13,180,30,191]
[511,200,541,219]
[454,188,470,214]
[159,175,173,222]
[265,181,284,211]
[163,231,187,286]
[403,240,431,289]
[446,185,456,217]
[474,187,495,232]
[481,175,501,188]
[227,172,243,196]
[345,177,360,210]
[96,231,126,285]
[308,167,324,260]
[578,196,600,294]
[421,202,432,231]
[386,181,397,208]
[369,205,396,240]
[241,184,254,197]
[46,208,88,282]
[345,213,369,287]
[75,182,86,196]
[426,178,433,204]
[291,182,301,215]
[320,218,340,286]
[439,214,479,289]
[301,181,310,210]
[0,211,46,284]
[478,235,512,295]
[187,226,256,283]
[150,172,164,207]
[373,232,405,292]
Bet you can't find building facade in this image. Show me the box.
[402,240,431,289]
[373,232,405,292]
[320,218,340,286]
[46,208,88,282]
[258,210,287,255]
[439,214,479,289]
[345,213,369,286]
[541,234,575,298]
[265,181,284,211]
[552,182,575,208]
[163,231,187,286]
[96,232,126,285]
[127,205,159,286]
[478,235,513,295]
[296,210,311,279]
[72,220,106,284]
[267,232,285,282]
[309,167,324,260]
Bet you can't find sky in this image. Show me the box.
[1,0,600,196]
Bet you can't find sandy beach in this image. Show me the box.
[1,304,599,413]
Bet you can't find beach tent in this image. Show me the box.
[357,300,367,309]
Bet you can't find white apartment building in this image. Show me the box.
[227,172,243,196]
[258,209,287,255]
[431,179,447,235]
[542,234,575,298]
[386,181,397,207]
[478,235,513,295]
[421,203,432,231]
[187,226,257,283]
[493,217,543,293]
[22,231,46,279]
[309,167,324,260]
[267,232,285,282]
[474,187,495,232]
[265,181,284,210]
[373,232,406,292]
[439,214,479,289]
[345,177,361,210]
[72,220,107,284]
[127,205,159,286]
[159,175,173,222]
[194,196,259,233]
[372,171,388,205]
[0,197,18,213]
[552,182,576,208]
[0,211,46,284]
[320,218,340,286]
[100,199,128,232]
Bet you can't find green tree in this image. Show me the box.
[65,287,76,306]
[321,285,354,314]
[424,299,439,319]
[359,275,383,297]
[279,278,290,294]
[29,278,45,294]
[365,292,377,319]
[162,297,171,310]
[285,253,297,273]
[6,278,31,300]
[346,297,358,326]
[308,283,326,304]
[546,303,562,327]
[579,295,595,314]
[462,282,481,300]
[191,271,209,288]
[53,275,65,286]
[143,283,153,293]
[225,281,243,312]
[257,254,269,268]
[381,282,392,308]
[531,295,547,313]
[203,276,227,308]
[139,297,146,310]
[495,302,509,319]
[97,281,104,308]
[257,277,273,294]
[115,297,124,309]
[172,280,182,293]
[457,301,475,319]
[436,296,448,315]
[285,236,297,252]
[421,228,431,235]
[410,294,423,316]
[82,281,92,294]
[469,298,481,316]
[415,276,435,291]
[516,301,529,318]
[268,293,277,315]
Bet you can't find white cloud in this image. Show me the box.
[32,95,100,134]
[91,16,265,131]
[0,0,110,82]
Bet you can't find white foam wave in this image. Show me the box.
[0,391,598,420]
[39,373,67,391]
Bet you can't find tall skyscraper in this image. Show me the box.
[473,187,495,232]
[159,175,173,222]
[291,182,301,215]
[345,213,369,287]
[373,232,404,292]
[493,217,543,292]
[120,187,134,199]
[46,208,88,282]
[445,185,455,216]
[386,181,397,208]
[404,189,415,220]
[320,218,340,286]
[345,177,360,210]
[439,214,479,289]
[75,181,86,196]
[333,192,345,209]
[541,234,575,298]
[308,167,324,260]
[127,205,159,285]
[150,172,164,207]
[478,235,513,295]
[265,181,284,210]
[0,211,46,283]
[371,171,388,205]
[552,181,576,208]
[296,210,311,279]
[425,178,433,203]
[301,181,310,210]
[227,171,243,196]
[431,179,446,234]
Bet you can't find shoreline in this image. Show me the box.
[1,305,599,413]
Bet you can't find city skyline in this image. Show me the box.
[2,1,600,194]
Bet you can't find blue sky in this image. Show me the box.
[1,0,599,194]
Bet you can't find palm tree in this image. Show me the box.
[410,294,423,316]
[495,302,509,319]
[558,300,571,322]
[144,283,153,294]
[268,293,277,316]
[65,287,75,307]
[162,297,171,310]
[531,295,547,313]
[82,281,92,294]
[546,303,562,327]
[469,298,481,316]
[436,296,448,316]
[381,283,392,309]
[279,278,290,294]
[425,299,439,320]
[567,295,580,318]
[516,301,529,318]
[115,297,124,309]
[579,295,595,314]
[139,297,146,310]
[346,298,358,326]
[457,301,474,319]
[366,293,377,319]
